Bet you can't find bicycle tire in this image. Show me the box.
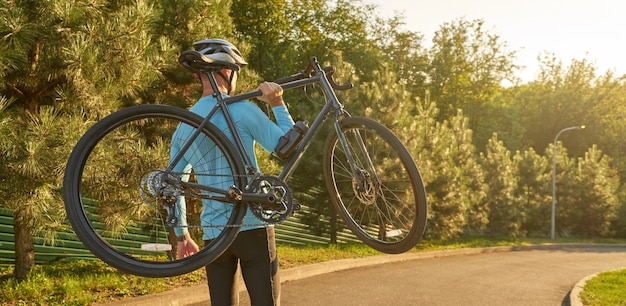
[63,104,247,277]
[323,116,427,254]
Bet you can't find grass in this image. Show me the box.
[0,260,206,305]
[1,236,625,305]
[579,269,626,306]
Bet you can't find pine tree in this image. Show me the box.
[567,146,620,237]
[414,110,478,239]
[480,134,524,236]
[0,0,163,280]
[514,148,551,236]
[1,0,94,280]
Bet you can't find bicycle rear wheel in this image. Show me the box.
[63,104,247,277]
[323,116,427,254]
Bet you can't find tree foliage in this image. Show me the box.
[0,0,166,280]
[566,146,620,237]
[514,148,551,236]
[1,0,103,280]
[1,0,626,281]
[480,134,524,236]
[427,19,519,120]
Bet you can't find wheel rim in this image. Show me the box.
[64,106,246,277]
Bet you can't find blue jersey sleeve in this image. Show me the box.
[240,103,294,153]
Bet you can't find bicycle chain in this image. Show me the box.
[141,171,297,227]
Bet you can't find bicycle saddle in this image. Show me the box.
[178,50,240,73]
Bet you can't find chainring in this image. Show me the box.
[248,176,295,224]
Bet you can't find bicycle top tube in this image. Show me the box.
[224,57,352,104]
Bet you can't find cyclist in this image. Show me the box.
[171,38,294,306]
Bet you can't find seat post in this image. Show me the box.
[205,71,223,97]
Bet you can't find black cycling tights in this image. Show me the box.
[205,227,280,306]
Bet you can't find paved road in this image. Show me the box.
[109,244,626,305]
[262,245,626,306]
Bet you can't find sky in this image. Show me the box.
[364,0,626,82]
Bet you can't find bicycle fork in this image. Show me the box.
[332,116,380,204]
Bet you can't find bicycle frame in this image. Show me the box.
[62,51,427,277]
[165,57,359,205]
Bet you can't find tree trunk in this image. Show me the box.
[24,96,40,116]
[13,211,35,281]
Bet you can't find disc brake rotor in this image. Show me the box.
[352,169,377,205]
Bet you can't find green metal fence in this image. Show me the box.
[0,206,358,265]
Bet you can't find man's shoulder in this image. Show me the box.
[189,96,217,114]
[229,100,265,116]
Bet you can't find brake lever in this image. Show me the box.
[322,66,353,91]
[330,78,354,91]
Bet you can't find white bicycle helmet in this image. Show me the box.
[193,39,248,68]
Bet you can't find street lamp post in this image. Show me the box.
[551,125,585,240]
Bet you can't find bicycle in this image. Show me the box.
[63,51,427,278]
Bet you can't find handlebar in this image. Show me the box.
[274,58,353,91]
[222,57,354,104]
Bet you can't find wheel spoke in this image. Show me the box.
[324,117,427,254]
[64,105,247,277]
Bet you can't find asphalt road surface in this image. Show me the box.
[267,245,626,306]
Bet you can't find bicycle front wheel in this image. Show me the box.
[63,104,247,277]
[323,116,427,254]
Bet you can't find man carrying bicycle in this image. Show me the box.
[172,38,294,306]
